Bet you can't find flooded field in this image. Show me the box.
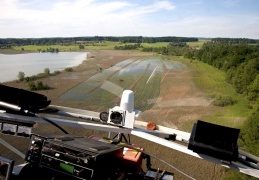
[60,56,187,111]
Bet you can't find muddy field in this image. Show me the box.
[1,50,228,179]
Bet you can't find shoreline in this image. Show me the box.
[0,49,32,54]
[0,51,88,83]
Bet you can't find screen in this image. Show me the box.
[59,162,74,174]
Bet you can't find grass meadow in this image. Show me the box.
[13,41,121,51]
[180,57,250,130]
[12,39,208,52]
[187,40,210,48]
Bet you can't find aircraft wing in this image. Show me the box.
[1,106,259,178]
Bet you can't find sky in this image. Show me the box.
[0,0,259,39]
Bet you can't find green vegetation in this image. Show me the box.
[187,40,209,48]
[65,67,73,72]
[12,42,119,51]
[1,36,199,51]
[212,38,259,44]
[16,70,61,93]
[239,105,259,156]
[142,40,259,103]
[79,44,84,49]
[114,43,142,50]
[28,81,51,91]
[176,41,258,179]
[40,47,59,53]
[141,42,169,48]
[179,53,258,179]
[0,36,198,46]
[24,72,50,82]
[16,68,60,91]
[195,43,259,101]
[44,68,50,75]
[180,58,250,130]
[17,71,25,82]
[13,45,79,51]
[212,95,236,107]
[224,105,259,180]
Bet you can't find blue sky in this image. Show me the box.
[0,0,259,38]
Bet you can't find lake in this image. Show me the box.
[0,52,87,82]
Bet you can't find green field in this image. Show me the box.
[12,41,122,51]
[141,42,169,48]
[12,40,207,52]
[187,40,210,48]
[180,57,250,130]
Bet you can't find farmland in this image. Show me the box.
[1,49,251,179]
[10,40,208,52]
[60,56,187,112]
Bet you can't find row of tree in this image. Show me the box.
[0,36,198,47]
[114,43,142,50]
[212,38,259,44]
[40,47,59,53]
[142,42,191,56]
[17,68,60,83]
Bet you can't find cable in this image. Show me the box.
[118,143,196,180]
[34,114,68,134]
[0,101,68,134]
[122,134,129,144]
[128,134,131,144]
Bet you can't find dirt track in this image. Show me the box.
[1,50,227,179]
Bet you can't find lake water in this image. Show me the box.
[0,52,87,82]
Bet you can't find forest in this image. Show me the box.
[212,37,259,44]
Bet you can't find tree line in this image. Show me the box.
[212,38,259,44]
[0,36,198,48]
[114,43,142,50]
[195,42,259,101]
[142,42,192,56]
[37,47,59,53]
